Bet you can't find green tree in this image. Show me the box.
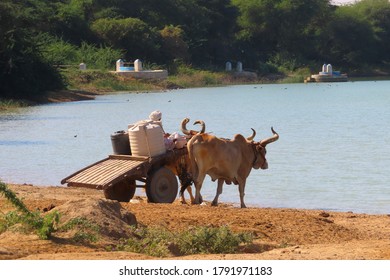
[317,5,377,67]
[0,0,63,99]
[159,25,190,63]
[55,0,95,44]
[353,0,390,63]
[232,0,332,69]
[91,17,159,61]
[194,0,239,66]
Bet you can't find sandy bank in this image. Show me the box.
[0,184,389,260]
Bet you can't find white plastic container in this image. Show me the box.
[128,121,166,157]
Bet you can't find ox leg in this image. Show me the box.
[180,185,194,204]
[238,182,247,208]
[193,175,205,205]
[211,179,224,206]
[180,188,186,204]
[187,186,195,204]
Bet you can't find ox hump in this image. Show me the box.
[232,134,247,143]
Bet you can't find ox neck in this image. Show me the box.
[251,142,258,166]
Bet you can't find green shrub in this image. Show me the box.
[39,36,78,66]
[0,99,30,110]
[117,226,172,257]
[77,42,123,70]
[0,181,30,215]
[117,225,253,257]
[0,181,59,239]
[59,217,100,243]
[176,225,253,255]
[38,34,123,70]
[0,211,22,233]
[36,211,60,239]
[0,209,60,239]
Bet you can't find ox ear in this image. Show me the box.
[256,144,265,152]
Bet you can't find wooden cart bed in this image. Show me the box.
[61,148,188,190]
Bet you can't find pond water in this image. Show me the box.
[1,81,390,214]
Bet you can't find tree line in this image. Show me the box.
[1,0,389,99]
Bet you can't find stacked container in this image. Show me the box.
[128,121,166,157]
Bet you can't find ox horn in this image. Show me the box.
[193,120,206,134]
[247,128,256,141]
[259,127,279,147]
[180,117,191,135]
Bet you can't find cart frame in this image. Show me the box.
[61,148,190,203]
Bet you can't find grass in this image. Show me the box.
[62,67,260,94]
[167,69,234,88]
[62,68,167,93]
[59,217,100,243]
[115,224,253,257]
[0,99,30,110]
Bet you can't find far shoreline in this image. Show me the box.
[2,69,390,110]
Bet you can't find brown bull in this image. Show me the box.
[187,125,279,208]
[165,118,206,204]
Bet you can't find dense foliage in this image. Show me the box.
[1,0,389,99]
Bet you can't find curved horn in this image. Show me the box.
[180,118,191,135]
[247,128,256,141]
[259,127,279,147]
[193,120,206,134]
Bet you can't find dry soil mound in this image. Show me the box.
[53,198,137,241]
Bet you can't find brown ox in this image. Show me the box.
[187,124,279,208]
[165,118,205,204]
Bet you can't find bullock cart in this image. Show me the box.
[61,148,189,203]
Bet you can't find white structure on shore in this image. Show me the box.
[225,61,257,80]
[114,59,167,80]
[305,64,348,83]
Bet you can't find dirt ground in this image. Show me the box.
[1,184,389,260]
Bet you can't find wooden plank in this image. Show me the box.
[67,182,103,189]
[60,157,109,184]
[108,154,149,161]
[63,157,146,188]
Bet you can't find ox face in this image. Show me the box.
[253,145,268,170]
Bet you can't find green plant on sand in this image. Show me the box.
[0,181,59,239]
[116,224,253,257]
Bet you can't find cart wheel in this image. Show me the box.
[104,179,136,202]
[146,167,178,203]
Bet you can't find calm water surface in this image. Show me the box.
[1,81,390,214]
